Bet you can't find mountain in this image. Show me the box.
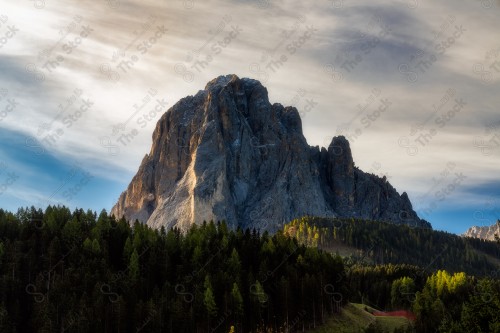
[463,221,500,241]
[111,74,430,231]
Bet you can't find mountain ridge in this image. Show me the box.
[463,221,500,241]
[111,74,430,231]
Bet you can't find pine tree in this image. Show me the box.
[253,280,268,306]
[83,238,92,252]
[91,239,101,255]
[231,282,243,316]
[203,276,218,317]
[129,249,140,283]
[123,237,133,263]
[228,248,241,278]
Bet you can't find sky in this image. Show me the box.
[0,0,499,235]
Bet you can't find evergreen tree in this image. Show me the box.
[91,239,101,254]
[231,282,243,316]
[129,249,140,284]
[391,277,415,309]
[203,276,218,317]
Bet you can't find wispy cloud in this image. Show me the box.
[0,0,499,233]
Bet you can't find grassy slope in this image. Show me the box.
[376,316,410,332]
[306,303,411,333]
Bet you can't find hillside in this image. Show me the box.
[0,207,499,332]
[306,303,412,333]
[0,206,347,333]
[284,217,500,277]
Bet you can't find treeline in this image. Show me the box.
[0,207,347,333]
[413,270,500,332]
[284,217,500,332]
[348,268,500,332]
[356,269,500,332]
[345,263,426,310]
[1,208,499,332]
[284,217,500,277]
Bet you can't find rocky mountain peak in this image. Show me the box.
[463,222,500,241]
[111,74,430,231]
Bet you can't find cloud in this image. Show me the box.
[0,0,499,232]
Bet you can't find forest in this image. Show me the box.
[283,216,500,276]
[0,207,498,332]
[284,217,500,332]
[0,207,346,333]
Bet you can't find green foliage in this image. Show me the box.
[129,248,140,283]
[460,279,500,333]
[2,207,498,332]
[0,206,346,333]
[413,270,500,332]
[252,280,268,306]
[228,248,241,277]
[123,236,133,261]
[91,238,101,254]
[364,321,385,333]
[346,263,424,310]
[391,277,415,309]
[231,282,244,316]
[83,237,92,251]
[286,217,500,332]
[285,216,500,276]
[306,303,413,333]
[203,275,218,318]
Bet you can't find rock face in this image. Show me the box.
[463,222,500,241]
[111,75,430,232]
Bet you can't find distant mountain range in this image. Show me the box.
[464,221,500,241]
[112,75,430,231]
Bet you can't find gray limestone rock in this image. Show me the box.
[463,222,500,241]
[111,74,431,231]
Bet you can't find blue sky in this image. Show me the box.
[0,0,499,234]
[0,128,122,214]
